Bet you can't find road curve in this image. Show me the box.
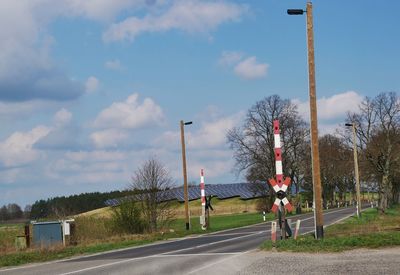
[0,206,361,275]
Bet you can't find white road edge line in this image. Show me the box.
[58,255,159,275]
[154,252,241,257]
[161,231,265,255]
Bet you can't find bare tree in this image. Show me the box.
[227,95,309,211]
[130,157,175,232]
[318,134,353,205]
[347,92,400,212]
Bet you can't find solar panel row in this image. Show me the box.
[105,182,266,206]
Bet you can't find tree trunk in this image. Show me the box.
[379,173,392,214]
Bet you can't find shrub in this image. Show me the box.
[111,200,145,234]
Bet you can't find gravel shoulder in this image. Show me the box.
[235,247,400,275]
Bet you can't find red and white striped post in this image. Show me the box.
[269,120,293,213]
[200,169,206,230]
[294,219,301,240]
[271,221,277,244]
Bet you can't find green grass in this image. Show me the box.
[261,205,400,252]
[0,238,156,267]
[0,223,24,254]
[169,211,272,235]
[0,211,271,268]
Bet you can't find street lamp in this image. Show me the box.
[180,120,193,230]
[345,123,362,218]
[288,2,324,239]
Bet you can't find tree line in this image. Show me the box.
[228,92,400,214]
[28,190,137,219]
[0,203,26,221]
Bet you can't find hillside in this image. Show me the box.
[76,197,260,219]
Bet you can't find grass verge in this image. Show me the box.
[0,211,269,268]
[261,205,400,252]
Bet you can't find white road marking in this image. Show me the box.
[208,231,266,236]
[155,252,241,257]
[161,231,265,255]
[58,255,158,275]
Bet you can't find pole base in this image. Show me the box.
[185,223,190,230]
[315,225,324,239]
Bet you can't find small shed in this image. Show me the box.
[32,219,74,247]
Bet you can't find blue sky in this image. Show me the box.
[0,0,399,207]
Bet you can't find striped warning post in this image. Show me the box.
[269,120,293,213]
[294,219,301,240]
[200,169,206,230]
[271,221,277,243]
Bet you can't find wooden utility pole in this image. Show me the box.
[180,120,190,230]
[306,2,324,239]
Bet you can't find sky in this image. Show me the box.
[0,0,399,207]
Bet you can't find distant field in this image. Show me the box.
[76,192,376,219]
[76,196,260,219]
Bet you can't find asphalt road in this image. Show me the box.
[0,206,361,275]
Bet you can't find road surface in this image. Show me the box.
[1,206,362,275]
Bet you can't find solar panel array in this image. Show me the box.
[105,183,264,206]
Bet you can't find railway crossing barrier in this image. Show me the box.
[268,120,293,240]
[200,169,213,230]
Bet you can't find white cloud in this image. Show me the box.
[0,100,60,119]
[318,123,342,136]
[63,0,156,22]
[53,108,72,127]
[189,113,244,149]
[292,91,364,135]
[187,157,234,179]
[90,129,129,148]
[105,59,123,70]
[85,76,99,93]
[293,91,363,121]
[103,0,247,42]
[0,1,85,102]
[0,126,51,168]
[156,111,243,150]
[47,150,131,185]
[65,150,127,163]
[233,56,268,80]
[0,0,163,103]
[218,51,244,67]
[34,109,85,151]
[93,93,164,129]
[218,52,268,80]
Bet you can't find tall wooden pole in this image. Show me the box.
[352,124,362,218]
[180,120,190,230]
[306,2,324,239]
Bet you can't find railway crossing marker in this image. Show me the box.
[200,169,213,230]
[268,120,293,239]
[200,169,206,230]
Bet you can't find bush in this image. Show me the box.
[111,200,144,234]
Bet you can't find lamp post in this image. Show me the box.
[180,120,193,230]
[288,2,324,239]
[345,123,362,218]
